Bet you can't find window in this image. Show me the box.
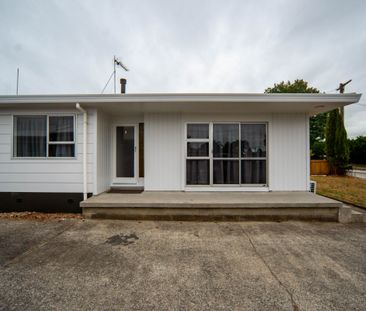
[48,116,75,157]
[213,124,239,184]
[186,122,267,186]
[240,124,266,184]
[13,116,47,157]
[186,124,210,185]
[13,115,75,158]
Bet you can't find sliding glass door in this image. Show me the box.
[186,122,267,187]
[213,124,239,184]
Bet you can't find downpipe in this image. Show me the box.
[75,103,88,201]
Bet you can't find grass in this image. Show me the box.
[312,175,366,208]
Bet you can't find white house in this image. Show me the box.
[0,91,361,213]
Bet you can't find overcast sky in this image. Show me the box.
[0,0,365,137]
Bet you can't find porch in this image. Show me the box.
[81,191,345,222]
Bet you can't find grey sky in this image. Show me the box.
[0,0,365,137]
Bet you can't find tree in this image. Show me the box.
[325,109,349,174]
[265,79,327,158]
[265,79,320,94]
[325,109,337,170]
[348,136,366,164]
[310,112,327,147]
[311,140,326,160]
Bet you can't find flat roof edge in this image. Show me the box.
[0,93,361,104]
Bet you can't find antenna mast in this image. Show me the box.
[336,79,352,121]
[113,56,129,94]
[16,68,19,95]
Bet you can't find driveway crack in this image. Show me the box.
[240,226,299,311]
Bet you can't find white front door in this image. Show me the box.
[113,125,138,184]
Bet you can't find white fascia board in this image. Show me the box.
[0,93,361,105]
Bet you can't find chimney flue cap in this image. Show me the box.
[120,78,127,94]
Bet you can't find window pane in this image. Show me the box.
[213,124,239,158]
[187,124,209,139]
[49,144,75,157]
[187,142,209,157]
[14,116,46,157]
[186,160,209,185]
[49,116,74,142]
[241,160,266,184]
[241,124,266,158]
[213,160,239,184]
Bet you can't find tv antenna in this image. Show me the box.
[336,79,352,121]
[16,68,20,95]
[101,56,129,94]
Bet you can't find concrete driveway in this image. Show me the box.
[0,219,365,311]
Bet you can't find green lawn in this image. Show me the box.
[312,175,366,208]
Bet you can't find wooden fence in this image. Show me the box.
[310,160,329,175]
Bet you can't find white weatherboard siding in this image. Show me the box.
[144,113,182,191]
[269,113,308,191]
[95,111,110,194]
[144,112,309,191]
[0,109,96,193]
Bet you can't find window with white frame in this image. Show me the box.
[13,115,75,158]
[186,123,210,185]
[186,122,267,186]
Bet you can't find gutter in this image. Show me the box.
[75,103,88,201]
[0,93,362,104]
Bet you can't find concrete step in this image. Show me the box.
[351,210,366,223]
[82,192,343,222]
[338,205,366,223]
[83,206,340,221]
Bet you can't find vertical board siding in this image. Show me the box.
[95,111,111,194]
[270,113,307,191]
[144,113,182,190]
[0,110,96,193]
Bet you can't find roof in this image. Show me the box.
[0,93,361,115]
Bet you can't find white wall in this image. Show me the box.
[144,113,182,190]
[143,112,309,191]
[269,113,308,191]
[0,109,96,193]
[95,111,110,194]
[0,109,309,193]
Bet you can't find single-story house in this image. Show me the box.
[0,88,361,213]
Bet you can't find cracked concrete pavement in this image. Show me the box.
[0,219,365,311]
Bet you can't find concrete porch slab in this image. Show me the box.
[81,191,342,208]
[81,191,343,221]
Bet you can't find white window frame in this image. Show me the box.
[12,114,77,160]
[184,121,268,187]
[186,123,210,186]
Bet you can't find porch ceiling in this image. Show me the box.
[0,93,361,115]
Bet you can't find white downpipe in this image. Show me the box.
[76,103,88,201]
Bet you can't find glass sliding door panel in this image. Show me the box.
[241,124,266,157]
[186,160,209,185]
[187,124,209,139]
[213,124,239,158]
[187,142,209,157]
[241,160,266,184]
[116,126,135,178]
[213,160,239,184]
